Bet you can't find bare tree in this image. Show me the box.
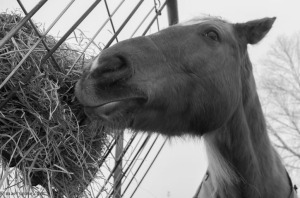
[261,33,300,180]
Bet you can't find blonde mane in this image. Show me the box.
[204,132,240,194]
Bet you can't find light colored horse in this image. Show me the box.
[75,17,298,198]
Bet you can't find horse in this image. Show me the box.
[75,16,298,198]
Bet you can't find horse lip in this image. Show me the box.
[83,96,147,108]
[83,96,147,121]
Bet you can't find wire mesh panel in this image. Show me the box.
[0,0,177,197]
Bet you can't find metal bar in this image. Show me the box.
[40,0,103,64]
[0,41,41,90]
[142,1,167,36]
[0,0,47,49]
[130,6,155,38]
[121,135,159,197]
[17,0,62,72]
[121,133,146,169]
[108,133,146,193]
[104,134,147,198]
[96,132,138,198]
[113,131,123,198]
[0,0,101,109]
[104,0,145,49]
[119,134,160,197]
[67,0,126,75]
[129,138,167,198]
[154,0,161,31]
[166,0,178,25]
[107,134,152,198]
[1,0,174,196]
[98,138,117,168]
[0,0,76,102]
[104,0,119,43]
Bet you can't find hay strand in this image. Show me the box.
[0,11,109,197]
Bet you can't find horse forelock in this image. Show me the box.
[177,16,227,26]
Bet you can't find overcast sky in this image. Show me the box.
[1,0,300,198]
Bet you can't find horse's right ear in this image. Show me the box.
[235,17,276,45]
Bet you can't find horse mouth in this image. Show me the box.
[83,97,147,123]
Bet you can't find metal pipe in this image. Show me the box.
[0,0,47,49]
[17,0,61,72]
[113,131,123,198]
[104,0,144,49]
[166,0,178,25]
[129,138,167,198]
[130,6,155,38]
[0,0,102,107]
[0,0,76,109]
[107,134,152,198]
[142,1,167,36]
[67,0,126,75]
[0,41,41,90]
[95,132,138,198]
[121,134,160,197]
[40,0,102,64]
[17,0,76,73]
[98,137,117,168]
[104,0,119,43]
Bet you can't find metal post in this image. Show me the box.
[166,0,178,25]
[113,131,123,198]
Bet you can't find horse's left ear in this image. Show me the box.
[235,17,276,44]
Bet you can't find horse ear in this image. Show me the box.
[235,17,276,44]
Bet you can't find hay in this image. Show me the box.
[0,12,109,197]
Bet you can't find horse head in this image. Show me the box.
[75,17,275,136]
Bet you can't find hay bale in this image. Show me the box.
[0,12,108,197]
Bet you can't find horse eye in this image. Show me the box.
[204,31,219,41]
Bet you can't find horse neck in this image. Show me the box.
[204,58,290,198]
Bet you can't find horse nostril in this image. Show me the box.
[90,55,132,85]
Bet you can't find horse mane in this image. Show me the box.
[204,132,240,194]
[202,51,264,197]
